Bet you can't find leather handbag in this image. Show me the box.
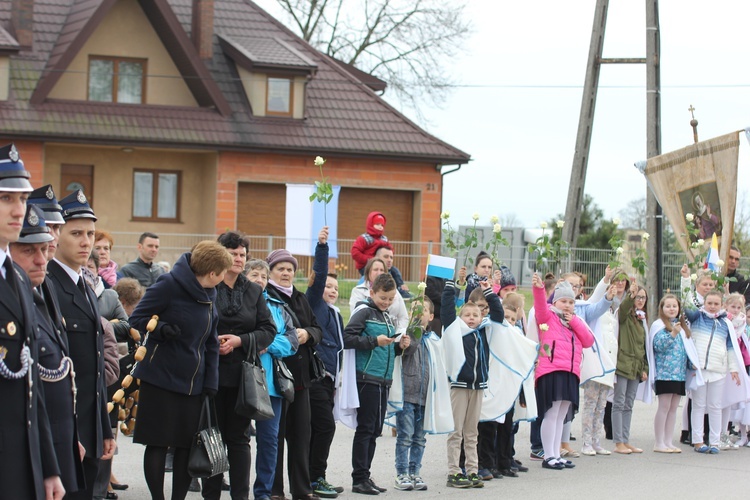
[235,335,274,420]
[188,397,230,478]
[309,347,327,383]
[273,358,295,403]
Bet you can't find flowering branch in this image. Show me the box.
[484,215,509,267]
[406,282,428,340]
[631,232,649,280]
[607,218,625,269]
[527,220,570,274]
[461,213,481,268]
[309,156,333,225]
[441,211,460,258]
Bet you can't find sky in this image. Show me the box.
[257,0,750,229]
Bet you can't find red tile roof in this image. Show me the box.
[0,0,470,164]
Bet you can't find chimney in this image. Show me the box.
[11,0,34,49]
[192,0,214,60]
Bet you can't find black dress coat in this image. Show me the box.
[0,261,60,499]
[47,260,113,459]
[35,277,85,493]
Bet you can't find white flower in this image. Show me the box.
[697,239,705,246]
[616,247,624,255]
[612,217,621,226]
[314,156,326,166]
[642,232,650,241]
[490,215,499,224]
[716,259,725,268]
[691,242,699,249]
[686,213,694,222]
[472,213,480,221]
[540,221,548,229]
[440,211,450,220]
[539,323,549,332]
[493,223,502,233]
[556,220,565,229]
[417,282,427,292]
[690,273,698,281]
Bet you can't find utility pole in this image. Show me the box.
[645,0,662,320]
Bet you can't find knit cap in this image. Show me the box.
[266,249,298,271]
[552,281,575,303]
[498,265,516,290]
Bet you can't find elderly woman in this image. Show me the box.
[130,240,232,500]
[94,229,118,288]
[201,232,276,500]
[266,249,323,500]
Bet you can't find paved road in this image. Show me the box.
[110,398,748,499]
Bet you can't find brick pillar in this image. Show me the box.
[192,0,214,60]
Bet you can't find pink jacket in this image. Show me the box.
[533,286,594,381]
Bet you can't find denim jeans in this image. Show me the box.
[254,396,283,499]
[395,402,427,475]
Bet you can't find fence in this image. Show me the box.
[109,232,744,295]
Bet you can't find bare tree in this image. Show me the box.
[619,197,647,230]
[732,190,750,256]
[498,213,521,228]
[267,0,471,113]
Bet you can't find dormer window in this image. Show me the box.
[267,77,292,116]
[88,56,147,103]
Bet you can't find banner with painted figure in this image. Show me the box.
[640,131,740,264]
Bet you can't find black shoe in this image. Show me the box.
[111,483,129,491]
[352,483,379,495]
[560,459,576,469]
[106,492,118,500]
[367,478,387,493]
[189,478,201,492]
[489,468,503,479]
[542,458,564,470]
[513,461,529,473]
[569,434,577,441]
[499,469,518,478]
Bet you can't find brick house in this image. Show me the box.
[0,0,469,273]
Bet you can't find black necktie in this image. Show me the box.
[77,276,92,311]
[4,258,18,301]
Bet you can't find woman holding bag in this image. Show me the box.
[266,249,324,500]
[131,241,232,500]
[201,231,277,500]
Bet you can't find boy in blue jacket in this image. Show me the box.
[344,273,411,495]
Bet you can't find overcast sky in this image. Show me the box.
[258,0,750,229]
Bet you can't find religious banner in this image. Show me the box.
[640,131,740,264]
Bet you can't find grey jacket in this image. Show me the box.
[400,331,430,406]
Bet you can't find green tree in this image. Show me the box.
[549,194,621,250]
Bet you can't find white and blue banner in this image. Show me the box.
[285,184,340,257]
[425,254,456,279]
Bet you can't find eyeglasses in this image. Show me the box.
[477,304,490,312]
[635,295,647,301]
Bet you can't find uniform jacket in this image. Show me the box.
[306,241,344,377]
[350,211,390,270]
[0,261,60,499]
[343,298,399,386]
[35,278,85,493]
[215,274,276,387]
[47,259,113,459]
[265,284,322,390]
[130,252,220,395]
[533,285,595,382]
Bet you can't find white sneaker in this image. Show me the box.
[719,433,737,450]
[593,445,611,455]
[580,445,596,456]
[394,474,414,491]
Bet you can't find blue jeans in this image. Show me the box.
[254,396,283,499]
[395,402,427,475]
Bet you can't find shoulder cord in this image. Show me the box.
[0,345,31,380]
[39,355,73,382]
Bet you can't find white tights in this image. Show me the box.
[541,400,571,460]
[653,394,681,449]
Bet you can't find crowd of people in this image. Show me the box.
[2,142,750,500]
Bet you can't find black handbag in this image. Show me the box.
[309,347,327,383]
[273,358,295,403]
[188,397,230,479]
[235,335,275,420]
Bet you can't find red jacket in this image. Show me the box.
[351,211,391,270]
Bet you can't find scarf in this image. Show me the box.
[98,260,118,287]
[215,273,251,317]
[550,306,570,328]
[699,308,727,320]
[269,279,293,297]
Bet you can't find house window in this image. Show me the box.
[266,77,292,116]
[88,56,146,104]
[132,170,180,221]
